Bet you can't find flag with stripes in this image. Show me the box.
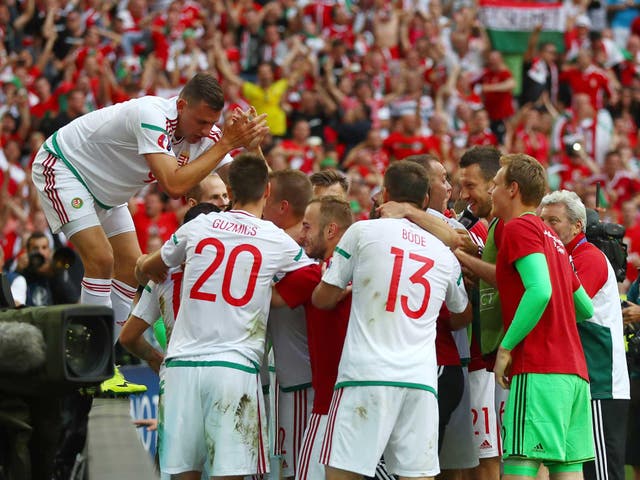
[478,0,566,54]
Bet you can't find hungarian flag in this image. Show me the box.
[478,0,566,54]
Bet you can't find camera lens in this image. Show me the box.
[27,252,46,271]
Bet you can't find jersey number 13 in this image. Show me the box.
[385,246,434,319]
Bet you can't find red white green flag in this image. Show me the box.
[478,0,566,54]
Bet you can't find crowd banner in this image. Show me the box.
[478,0,566,54]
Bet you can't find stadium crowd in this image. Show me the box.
[2,0,640,478]
[2,0,640,283]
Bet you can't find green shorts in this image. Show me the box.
[502,373,594,464]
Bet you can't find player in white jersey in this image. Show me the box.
[30,73,268,394]
[263,169,314,479]
[137,154,312,479]
[120,202,221,372]
[403,155,478,476]
[312,161,472,480]
[120,202,220,480]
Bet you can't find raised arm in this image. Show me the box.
[213,39,245,88]
[145,112,268,198]
[524,24,542,63]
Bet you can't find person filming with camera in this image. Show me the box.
[17,232,55,307]
[539,190,630,480]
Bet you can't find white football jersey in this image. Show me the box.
[267,305,312,389]
[161,210,312,365]
[43,96,232,207]
[322,218,468,391]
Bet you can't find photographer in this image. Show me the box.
[16,231,83,308]
[18,232,54,307]
[5,232,86,479]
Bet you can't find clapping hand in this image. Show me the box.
[223,107,269,151]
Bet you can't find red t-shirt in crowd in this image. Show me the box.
[608,171,640,211]
[133,211,179,253]
[275,262,350,415]
[383,132,436,161]
[496,215,588,380]
[467,129,498,148]
[479,69,515,121]
[514,128,550,166]
[322,24,355,48]
[277,140,317,174]
[560,66,612,110]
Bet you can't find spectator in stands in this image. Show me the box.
[383,111,433,162]
[133,188,179,255]
[477,50,516,143]
[41,88,87,137]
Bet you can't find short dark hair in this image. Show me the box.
[229,153,270,204]
[383,161,430,208]
[459,146,501,181]
[308,196,353,232]
[26,231,48,252]
[183,202,220,224]
[500,153,548,207]
[309,169,349,194]
[404,154,440,177]
[179,73,224,111]
[269,169,313,218]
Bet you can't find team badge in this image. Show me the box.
[157,133,172,152]
[71,197,83,209]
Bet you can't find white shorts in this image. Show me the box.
[160,356,269,476]
[494,377,508,455]
[31,149,134,237]
[296,413,327,480]
[274,386,314,477]
[321,386,439,478]
[439,367,479,470]
[468,369,501,458]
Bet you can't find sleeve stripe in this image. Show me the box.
[172,234,179,245]
[334,246,351,259]
[294,248,303,261]
[141,123,168,134]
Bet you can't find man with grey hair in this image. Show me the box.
[540,190,630,480]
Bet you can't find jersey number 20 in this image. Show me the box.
[385,246,434,319]
[190,238,263,307]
